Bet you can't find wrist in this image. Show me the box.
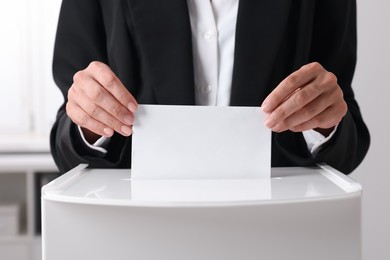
[314,127,335,137]
[81,127,102,144]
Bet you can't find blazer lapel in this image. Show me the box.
[230,0,292,106]
[125,0,195,105]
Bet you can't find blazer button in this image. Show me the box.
[202,85,212,94]
[204,30,215,40]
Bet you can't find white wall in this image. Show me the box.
[0,2,32,134]
[351,1,390,259]
[0,0,63,151]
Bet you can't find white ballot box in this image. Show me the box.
[41,164,362,260]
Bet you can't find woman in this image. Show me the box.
[51,0,370,174]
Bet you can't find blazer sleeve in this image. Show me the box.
[50,0,132,173]
[274,0,370,174]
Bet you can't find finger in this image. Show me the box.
[66,100,115,137]
[264,82,323,130]
[290,104,346,132]
[74,79,135,127]
[69,87,133,136]
[261,62,323,113]
[269,93,329,132]
[87,61,138,112]
[286,77,346,132]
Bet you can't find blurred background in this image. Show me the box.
[0,1,388,259]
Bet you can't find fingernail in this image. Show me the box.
[103,128,114,137]
[128,103,138,113]
[261,101,271,113]
[124,115,133,125]
[121,125,132,136]
[264,117,276,128]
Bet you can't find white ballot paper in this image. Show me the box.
[131,105,271,180]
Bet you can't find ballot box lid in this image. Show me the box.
[42,164,361,207]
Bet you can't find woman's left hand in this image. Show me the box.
[261,62,347,136]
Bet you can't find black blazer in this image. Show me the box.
[51,0,370,174]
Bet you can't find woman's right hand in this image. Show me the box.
[66,61,138,143]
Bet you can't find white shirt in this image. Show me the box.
[187,0,238,106]
[80,0,336,155]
